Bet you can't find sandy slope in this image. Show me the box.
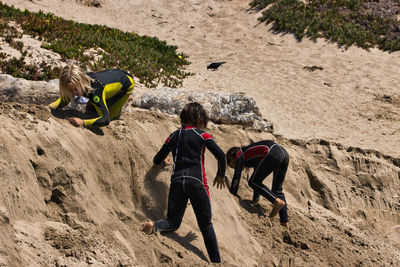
[2,0,400,158]
[0,0,400,266]
[0,101,398,266]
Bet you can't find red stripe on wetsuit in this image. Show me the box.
[201,132,212,197]
[237,145,269,161]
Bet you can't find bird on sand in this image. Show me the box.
[207,62,226,71]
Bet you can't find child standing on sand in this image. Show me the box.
[142,102,226,263]
[226,140,289,227]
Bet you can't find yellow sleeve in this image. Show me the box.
[49,97,70,109]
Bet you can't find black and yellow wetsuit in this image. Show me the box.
[49,69,134,127]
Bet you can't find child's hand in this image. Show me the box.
[213,175,226,189]
[43,105,52,113]
[154,159,171,169]
[69,117,84,127]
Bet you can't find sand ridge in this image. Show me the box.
[2,0,399,156]
[0,0,399,266]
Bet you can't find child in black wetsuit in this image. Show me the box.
[226,140,289,227]
[142,102,226,263]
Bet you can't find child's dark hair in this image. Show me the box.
[226,147,241,163]
[180,102,209,128]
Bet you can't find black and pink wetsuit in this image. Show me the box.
[153,125,226,263]
[230,140,289,223]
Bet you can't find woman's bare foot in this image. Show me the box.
[142,221,154,234]
[269,198,286,218]
[280,221,289,228]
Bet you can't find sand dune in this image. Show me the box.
[0,0,399,266]
[0,101,398,265]
[3,0,399,157]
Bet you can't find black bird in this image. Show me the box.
[207,61,226,71]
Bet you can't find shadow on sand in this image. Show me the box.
[237,195,268,217]
[50,108,104,135]
[162,230,209,263]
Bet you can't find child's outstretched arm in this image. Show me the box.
[204,136,226,189]
[153,133,174,166]
[230,157,244,195]
[153,144,171,166]
[48,96,71,109]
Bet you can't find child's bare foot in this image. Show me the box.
[280,221,289,228]
[142,221,154,234]
[252,195,260,205]
[269,198,285,218]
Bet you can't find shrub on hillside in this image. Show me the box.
[0,3,192,87]
[250,0,400,51]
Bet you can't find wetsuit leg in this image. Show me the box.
[252,192,260,203]
[248,155,278,204]
[187,179,221,263]
[108,85,134,120]
[154,178,188,232]
[271,146,289,223]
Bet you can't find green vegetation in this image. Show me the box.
[250,0,400,51]
[0,2,192,87]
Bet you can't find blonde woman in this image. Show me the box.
[49,64,134,127]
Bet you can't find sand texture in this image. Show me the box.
[0,0,399,266]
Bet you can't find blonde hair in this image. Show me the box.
[59,64,93,101]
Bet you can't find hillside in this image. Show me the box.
[2,0,399,158]
[0,97,398,266]
[0,0,399,266]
